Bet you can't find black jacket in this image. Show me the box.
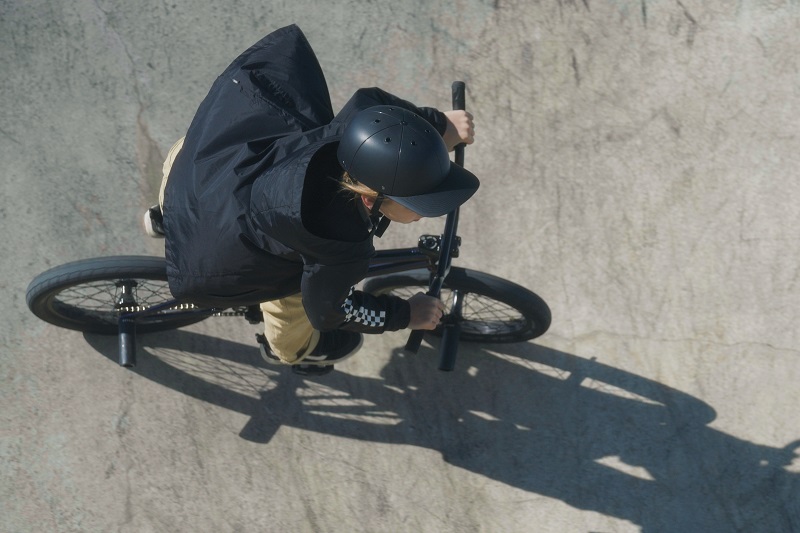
[163,25,448,333]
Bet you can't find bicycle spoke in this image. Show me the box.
[381,286,528,336]
[450,289,527,336]
[53,279,179,325]
[27,256,216,335]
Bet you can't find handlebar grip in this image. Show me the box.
[438,322,461,372]
[452,81,466,111]
[405,329,425,354]
[451,81,467,164]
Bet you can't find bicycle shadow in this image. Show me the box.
[84,330,800,532]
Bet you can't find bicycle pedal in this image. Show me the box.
[291,364,334,377]
[244,305,264,324]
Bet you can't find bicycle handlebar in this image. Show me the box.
[405,81,467,371]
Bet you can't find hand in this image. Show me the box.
[407,292,446,330]
[442,110,475,151]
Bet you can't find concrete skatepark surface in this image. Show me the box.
[2,1,799,531]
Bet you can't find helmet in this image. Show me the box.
[337,105,479,217]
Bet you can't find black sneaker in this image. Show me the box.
[143,205,165,238]
[291,364,335,377]
[255,333,282,365]
[255,331,363,375]
[299,330,363,366]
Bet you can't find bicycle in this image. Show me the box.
[25,82,551,373]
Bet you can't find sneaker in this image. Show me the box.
[255,333,282,365]
[143,205,165,238]
[291,364,335,377]
[298,330,363,366]
[255,330,362,376]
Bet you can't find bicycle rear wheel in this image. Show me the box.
[26,256,212,334]
[363,267,551,343]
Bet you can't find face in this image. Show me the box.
[362,196,422,224]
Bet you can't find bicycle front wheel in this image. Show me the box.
[26,256,212,334]
[363,267,551,343]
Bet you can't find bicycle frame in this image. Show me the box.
[114,220,459,368]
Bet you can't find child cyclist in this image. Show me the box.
[146,25,478,375]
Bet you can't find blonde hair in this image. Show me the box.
[340,171,379,200]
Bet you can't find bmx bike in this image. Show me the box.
[25,82,551,373]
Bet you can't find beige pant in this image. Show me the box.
[160,137,319,363]
[260,295,321,363]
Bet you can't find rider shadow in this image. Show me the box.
[84,331,800,533]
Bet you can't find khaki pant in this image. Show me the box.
[160,137,319,363]
[260,295,321,363]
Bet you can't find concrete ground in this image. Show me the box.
[2,1,799,532]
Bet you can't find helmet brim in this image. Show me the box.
[386,161,480,218]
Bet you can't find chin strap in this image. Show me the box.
[373,216,391,238]
[369,195,391,238]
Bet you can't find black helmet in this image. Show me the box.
[337,105,479,217]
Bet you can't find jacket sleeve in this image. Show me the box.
[301,260,411,333]
[334,87,449,137]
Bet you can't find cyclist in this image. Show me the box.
[145,24,478,375]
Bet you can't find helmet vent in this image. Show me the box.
[384,137,392,143]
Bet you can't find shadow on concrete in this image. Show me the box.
[84,331,799,532]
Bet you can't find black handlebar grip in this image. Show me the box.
[452,81,466,111]
[405,329,425,354]
[452,82,467,162]
[438,322,461,372]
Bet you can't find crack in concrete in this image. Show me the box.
[571,49,581,86]
[676,0,699,47]
[88,0,164,200]
[0,127,22,145]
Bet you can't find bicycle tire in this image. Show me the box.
[363,267,551,343]
[26,256,212,334]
